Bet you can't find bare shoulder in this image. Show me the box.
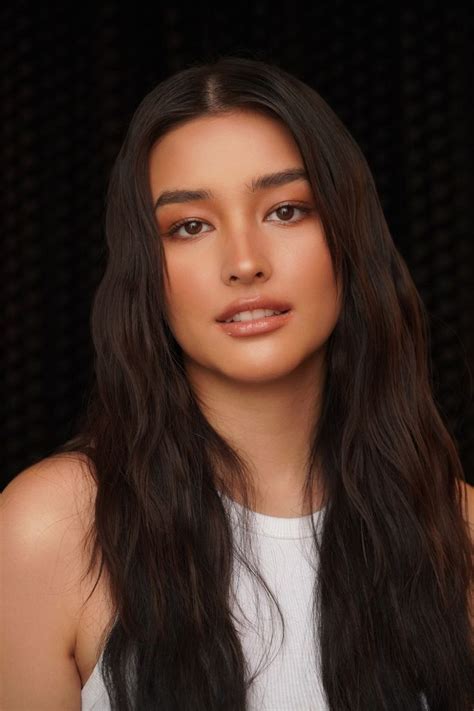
[1,452,97,526]
[0,452,99,708]
[456,478,474,531]
[456,479,474,627]
[467,481,474,526]
[1,453,98,590]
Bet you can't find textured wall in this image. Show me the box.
[2,3,473,485]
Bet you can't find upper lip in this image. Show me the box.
[216,296,293,322]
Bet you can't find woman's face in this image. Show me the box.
[149,110,342,385]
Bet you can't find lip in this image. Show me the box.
[216,296,293,323]
[216,310,293,337]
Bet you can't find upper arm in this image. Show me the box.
[0,455,95,711]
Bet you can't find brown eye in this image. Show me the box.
[184,220,202,234]
[267,203,312,225]
[165,202,312,241]
[276,205,296,220]
[167,219,213,238]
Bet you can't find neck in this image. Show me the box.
[185,349,326,517]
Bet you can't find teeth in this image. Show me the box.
[224,308,283,323]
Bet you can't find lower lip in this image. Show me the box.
[215,310,293,337]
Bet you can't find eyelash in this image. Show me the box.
[164,202,313,240]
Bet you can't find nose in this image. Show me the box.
[227,265,267,284]
[220,227,273,285]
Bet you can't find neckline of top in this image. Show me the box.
[218,490,326,539]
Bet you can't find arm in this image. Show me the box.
[0,457,90,710]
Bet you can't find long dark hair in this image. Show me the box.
[50,54,473,710]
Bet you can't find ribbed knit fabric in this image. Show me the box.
[81,492,329,710]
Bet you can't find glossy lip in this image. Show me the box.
[216,310,293,337]
[216,296,293,323]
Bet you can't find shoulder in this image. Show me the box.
[456,479,474,628]
[467,481,474,524]
[456,478,474,531]
[1,451,96,522]
[1,453,97,588]
[1,450,98,621]
[0,453,98,706]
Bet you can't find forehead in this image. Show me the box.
[148,111,303,195]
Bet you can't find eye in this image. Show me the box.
[164,202,313,240]
[266,203,312,224]
[166,218,213,239]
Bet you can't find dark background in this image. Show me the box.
[2,2,473,487]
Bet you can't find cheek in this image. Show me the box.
[163,253,212,325]
[297,242,341,323]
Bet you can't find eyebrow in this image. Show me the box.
[153,167,310,212]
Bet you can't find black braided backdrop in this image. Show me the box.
[2,3,473,486]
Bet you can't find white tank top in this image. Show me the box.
[81,493,429,710]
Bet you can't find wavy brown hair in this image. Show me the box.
[50,54,473,709]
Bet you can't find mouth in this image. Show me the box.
[215,297,293,323]
[215,309,293,337]
[216,309,291,324]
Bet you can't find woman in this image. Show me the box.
[2,55,473,710]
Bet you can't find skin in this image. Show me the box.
[149,109,342,517]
